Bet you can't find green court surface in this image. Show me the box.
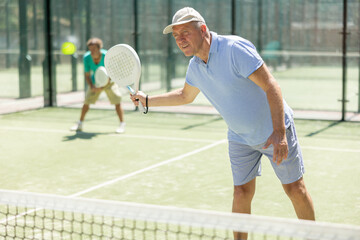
[0,107,359,226]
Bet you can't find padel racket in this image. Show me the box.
[104,44,146,113]
[94,66,109,88]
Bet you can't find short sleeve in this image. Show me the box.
[231,40,264,78]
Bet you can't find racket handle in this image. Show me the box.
[127,86,147,114]
[137,100,147,114]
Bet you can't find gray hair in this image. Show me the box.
[192,21,210,34]
[193,21,205,28]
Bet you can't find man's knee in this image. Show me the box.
[283,178,308,199]
[233,181,256,201]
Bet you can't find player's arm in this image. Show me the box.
[248,63,288,165]
[85,72,94,89]
[131,82,200,107]
[85,72,102,92]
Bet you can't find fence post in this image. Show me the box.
[257,0,263,53]
[43,0,56,106]
[231,0,236,35]
[358,0,360,113]
[341,0,348,121]
[70,1,77,91]
[84,0,91,92]
[166,0,173,92]
[71,54,78,91]
[18,0,31,98]
[32,0,38,65]
[6,0,11,68]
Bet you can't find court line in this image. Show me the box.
[0,126,215,143]
[1,125,357,226]
[0,136,358,224]
[0,139,227,224]
[70,139,227,197]
[1,126,359,152]
[108,133,215,143]
[301,146,360,153]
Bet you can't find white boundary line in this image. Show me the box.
[70,139,227,197]
[0,126,215,143]
[108,133,215,143]
[0,139,227,225]
[1,126,359,153]
[301,146,360,153]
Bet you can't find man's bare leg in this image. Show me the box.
[232,178,256,240]
[282,177,315,220]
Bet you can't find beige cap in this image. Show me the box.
[163,7,205,34]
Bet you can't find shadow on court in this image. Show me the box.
[305,121,342,137]
[62,131,114,141]
[181,117,223,130]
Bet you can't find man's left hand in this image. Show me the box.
[263,130,288,165]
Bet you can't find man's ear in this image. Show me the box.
[200,24,207,35]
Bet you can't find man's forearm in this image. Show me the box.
[266,83,285,133]
[148,89,190,107]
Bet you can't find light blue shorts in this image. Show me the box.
[228,121,304,185]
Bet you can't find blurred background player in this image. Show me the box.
[70,38,126,133]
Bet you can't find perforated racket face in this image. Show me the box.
[94,66,109,87]
[104,44,141,88]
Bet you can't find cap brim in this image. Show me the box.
[162,19,194,34]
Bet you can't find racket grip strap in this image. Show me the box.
[145,95,149,114]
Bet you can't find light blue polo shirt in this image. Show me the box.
[83,49,107,84]
[186,32,293,146]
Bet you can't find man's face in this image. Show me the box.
[172,22,203,57]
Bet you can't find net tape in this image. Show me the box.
[0,190,359,240]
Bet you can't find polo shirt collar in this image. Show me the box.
[194,31,218,64]
[209,31,219,54]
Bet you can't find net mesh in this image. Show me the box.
[0,190,359,240]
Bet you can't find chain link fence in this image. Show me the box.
[0,0,359,118]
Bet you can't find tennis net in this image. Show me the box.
[0,189,359,240]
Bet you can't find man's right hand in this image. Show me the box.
[130,91,147,107]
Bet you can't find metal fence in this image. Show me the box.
[0,0,359,120]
